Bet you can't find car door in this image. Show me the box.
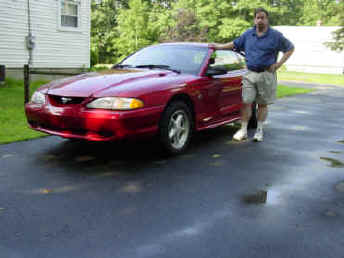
[209,50,246,117]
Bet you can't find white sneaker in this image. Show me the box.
[253,130,264,142]
[233,129,248,141]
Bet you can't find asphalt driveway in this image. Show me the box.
[0,83,344,258]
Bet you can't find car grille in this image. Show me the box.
[48,95,85,106]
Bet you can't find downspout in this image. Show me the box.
[26,0,35,65]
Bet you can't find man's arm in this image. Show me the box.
[268,48,295,72]
[209,42,235,50]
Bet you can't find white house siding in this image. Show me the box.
[274,26,344,74]
[0,0,90,69]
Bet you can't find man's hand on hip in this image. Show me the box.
[268,48,294,73]
[268,63,280,73]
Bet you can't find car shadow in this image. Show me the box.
[34,124,240,177]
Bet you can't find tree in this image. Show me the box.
[115,0,160,61]
[91,0,127,65]
[325,0,344,51]
[159,8,208,42]
[266,0,304,26]
[298,0,341,26]
[90,0,343,66]
[159,0,250,43]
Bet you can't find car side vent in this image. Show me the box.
[48,95,85,105]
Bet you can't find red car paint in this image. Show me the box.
[25,43,245,142]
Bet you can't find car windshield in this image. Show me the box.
[120,45,208,75]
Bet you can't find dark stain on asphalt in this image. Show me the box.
[335,182,344,192]
[320,157,344,168]
[153,160,168,166]
[180,154,195,160]
[325,210,337,217]
[329,151,343,154]
[242,190,267,204]
[209,161,224,167]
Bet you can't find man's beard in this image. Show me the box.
[257,24,266,32]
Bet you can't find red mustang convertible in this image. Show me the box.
[25,43,256,154]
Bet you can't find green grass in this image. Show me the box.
[278,71,344,86]
[277,84,314,98]
[0,78,49,144]
[0,78,315,144]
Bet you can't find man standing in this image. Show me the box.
[210,8,294,142]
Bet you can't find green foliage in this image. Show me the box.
[90,0,343,66]
[218,18,250,42]
[325,0,344,51]
[195,0,233,41]
[159,8,208,42]
[115,0,161,61]
[298,0,342,26]
[89,64,112,71]
[91,0,123,65]
[327,27,344,51]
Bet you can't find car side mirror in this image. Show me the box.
[205,67,227,77]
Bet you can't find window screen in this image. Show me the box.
[61,1,78,27]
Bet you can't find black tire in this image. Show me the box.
[248,102,258,129]
[159,101,193,155]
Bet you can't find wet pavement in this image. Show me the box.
[1,83,344,258]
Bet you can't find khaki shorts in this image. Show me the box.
[242,70,277,105]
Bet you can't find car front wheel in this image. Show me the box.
[159,101,193,155]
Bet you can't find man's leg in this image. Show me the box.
[233,71,257,141]
[253,104,268,142]
[233,103,252,141]
[240,103,253,131]
[257,104,268,128]
[254,71,277,142]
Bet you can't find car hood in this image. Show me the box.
[46,69,177,97]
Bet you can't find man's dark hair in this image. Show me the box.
[254,8,269,18]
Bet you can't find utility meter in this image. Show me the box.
[26,33,36,50]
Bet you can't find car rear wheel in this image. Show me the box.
[159,101,193,155]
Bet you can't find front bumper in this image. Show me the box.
[25,102,164,141]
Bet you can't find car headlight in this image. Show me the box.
[31,91,46,104]
[86,97,144,110]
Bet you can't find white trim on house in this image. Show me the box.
[0,0,90,69]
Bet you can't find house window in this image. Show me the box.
[60,0,79,28]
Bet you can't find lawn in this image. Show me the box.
[277,84,314,98]
[0,78,49,144]
[278,71,344,86]
[0,78,314,145]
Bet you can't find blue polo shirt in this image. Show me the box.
[233,26,294,70]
